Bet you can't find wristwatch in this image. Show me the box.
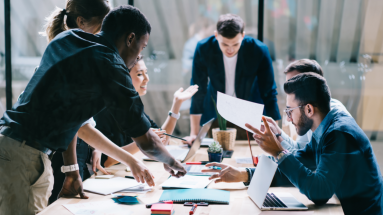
[61,164,79,173]
[276,150,289,162]
[275,132,282,138]
[168,111,180,120]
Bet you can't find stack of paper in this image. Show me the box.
[63,201,132,215]
[83,177,141,195]
[119,184,152,193]
[161,175,212,189]
[151,204,174,215]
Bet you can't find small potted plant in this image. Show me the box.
[208,141,223,162]
[211,97,237,151]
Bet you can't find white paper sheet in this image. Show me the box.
[83,177,141,195]
[217,92,264,133]
[63,201,132,215]
[161,175,212,189]
[235,157,253,164]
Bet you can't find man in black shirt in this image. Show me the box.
[0,6,186,215]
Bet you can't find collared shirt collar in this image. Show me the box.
[312,108,339,143]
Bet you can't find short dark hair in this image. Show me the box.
[101,5,151,40]
[217,14,244,39]
[284,72,331,114]
[284,59,323,76]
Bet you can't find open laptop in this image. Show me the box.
[247,155,308,211]
[143,118,214,162]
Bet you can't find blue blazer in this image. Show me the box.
[190,35,281,125]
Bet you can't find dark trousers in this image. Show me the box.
[48,138,90,204]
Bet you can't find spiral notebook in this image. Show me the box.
[159,189,230,204]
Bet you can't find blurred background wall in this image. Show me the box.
[0,0,383,140]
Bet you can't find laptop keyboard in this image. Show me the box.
[263,193,288,208]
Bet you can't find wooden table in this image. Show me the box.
[39,141,343,215]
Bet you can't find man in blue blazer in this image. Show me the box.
[184,14,281,144]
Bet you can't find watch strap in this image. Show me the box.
[168,111,180,120]
[61,164,79,173]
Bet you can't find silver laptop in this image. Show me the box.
[143,118,214,162]
[247,155,308,211]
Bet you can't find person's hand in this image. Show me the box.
[260,116,282,135]
[201,163,249,183]
[163,160,187,178]
[182,135,196,146]
[151,128,166,144]
[128,158,155,186]
[59,171,89,199]
[246,116,284,158]
[173,85,199,102]
[91,149,111,175]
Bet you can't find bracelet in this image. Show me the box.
[168,111,180,120]
[275,133,281,138]
[61,164,79,173]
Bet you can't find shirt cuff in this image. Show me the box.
[277,152,291,164]
[243,168,255,186]
[281,130,290,140]
[280,140,291,151]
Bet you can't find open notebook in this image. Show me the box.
[159,189,230,204]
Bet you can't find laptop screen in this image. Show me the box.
[183,118,215,162]
[247,155,278,208]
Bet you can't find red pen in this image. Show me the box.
[185,161,211,165]
[189,204,198,215]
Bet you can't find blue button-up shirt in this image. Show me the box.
[273,109,383,214]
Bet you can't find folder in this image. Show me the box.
[159,189,230,204]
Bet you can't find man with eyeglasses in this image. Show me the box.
[203,72,383,214]
[262,59,350,155]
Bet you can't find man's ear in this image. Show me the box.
[242,31,246,38]
[126,33,135,47]
[76,16,86,29]
[305,104,315,118]
[214,30,218,38]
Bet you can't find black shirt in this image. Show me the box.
[0,29,151,152]
[94,109,158,148]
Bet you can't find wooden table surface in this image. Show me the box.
[39,141,343,215]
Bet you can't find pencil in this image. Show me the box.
[163,133,187,142]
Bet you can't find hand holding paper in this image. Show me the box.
[217,92,264,133]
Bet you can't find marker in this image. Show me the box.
[189,204,198,215]
[185,161,211,165]
[145,201,173,208]
[163,133,187,142]
[208,166,222,170]
[125,176,135,179]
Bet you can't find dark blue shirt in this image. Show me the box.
[0,29,151,152]
[251,109,383,214]
[190,35,281,125]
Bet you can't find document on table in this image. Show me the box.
[83,177,141,195]
[161,175,212,189]
[217,92,264,133]
[63,200,133,215]
[235,157,253,164]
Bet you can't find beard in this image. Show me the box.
[295,111,313,136]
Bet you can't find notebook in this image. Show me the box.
[83,177,141,195]
[159,189,230,204]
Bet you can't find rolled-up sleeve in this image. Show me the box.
[100,60,151,138]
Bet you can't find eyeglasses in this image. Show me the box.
[284,105,304,118]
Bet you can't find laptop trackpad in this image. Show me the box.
[279,196,307,208]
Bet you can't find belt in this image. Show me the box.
[0,126,55,157]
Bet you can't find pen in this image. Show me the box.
[163,133,187,142]
[189,204,198,215]
[125,176,135,179]
[185,161,211,165]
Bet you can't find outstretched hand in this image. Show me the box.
[246,116,284,157]
[173,85,199,102]
[201,163,249,183]
[59,172,89,199]
[91,149,111,174]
